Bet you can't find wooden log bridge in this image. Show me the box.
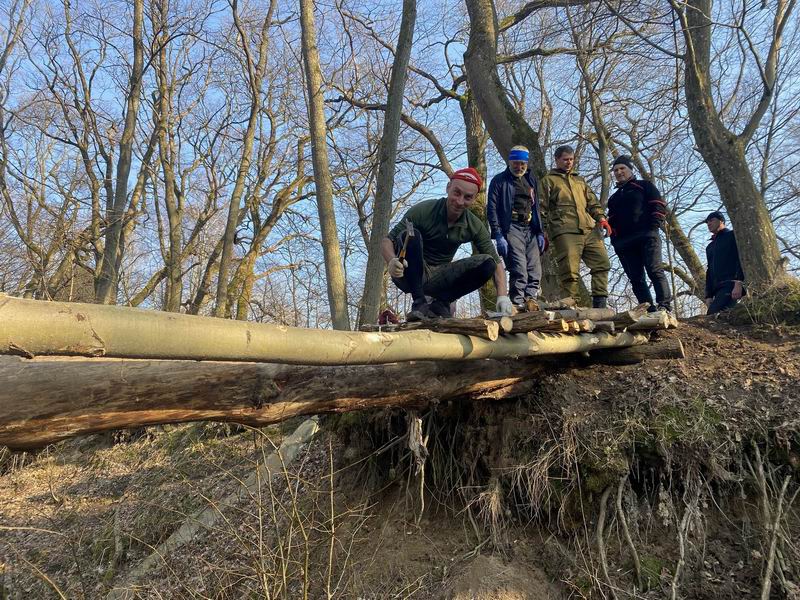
[0,295,684,449]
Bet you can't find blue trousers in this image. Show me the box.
[506,222,542,305]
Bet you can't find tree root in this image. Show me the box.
[616,474,643,590]
[597,485,618,600]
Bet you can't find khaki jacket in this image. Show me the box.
[540,169,605,238]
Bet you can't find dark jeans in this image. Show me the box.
[707,281,739,315]
[506,222,542,305]
[392,226,495,303]
[613,233,671,308]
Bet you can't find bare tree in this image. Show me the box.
[214,0,278,317]
[360,0,417,326]
[299,0,350,330]
[94,0,146,304]
[670,0,796,288]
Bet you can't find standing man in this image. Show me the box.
[540,145,612,308]
[704,211,745,315]
[487,145,546,311]
[607,156,672,313]
[382,167,513,321]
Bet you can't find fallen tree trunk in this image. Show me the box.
[0,355,538,449]
[0,331,680,449]
[0,295,646,365]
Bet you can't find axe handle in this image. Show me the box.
[398,235,411,260]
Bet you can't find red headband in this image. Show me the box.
[450,167,483,190]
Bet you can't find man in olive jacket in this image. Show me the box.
[540,145,612,308]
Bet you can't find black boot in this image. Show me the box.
[407,299,435,321]
[428,298,453,318]
[592,296,608,309]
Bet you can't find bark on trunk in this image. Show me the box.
[0,334,681,448]
[361,0,417,326]
[461,92,495,312]
[0,355,533,449]
[676,0,790,288]
[588,338,685,365]
[94,0,144,304]
[299,0,351,330]
[214,0,276,317]
[463,0,546,175]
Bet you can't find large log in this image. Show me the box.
[0,331,675,449]
[0,354,538,449]
[0,295,646,365]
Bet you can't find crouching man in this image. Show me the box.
[381,167,513,321]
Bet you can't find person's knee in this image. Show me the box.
[475,255,496,281]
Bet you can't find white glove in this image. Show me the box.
[496,295,513,316]
[388,257,407,278]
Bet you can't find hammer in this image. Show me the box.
[398,219,414,262]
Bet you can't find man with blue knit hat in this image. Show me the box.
[487,145,546,311]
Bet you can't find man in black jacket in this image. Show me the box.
[607,156,672,312]
[704,211,745,315]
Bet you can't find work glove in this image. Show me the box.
[537,233,548,254]
[496,295,513,316]
[494,235,509,259]
[388,257,407,279]
[598,218,613,238]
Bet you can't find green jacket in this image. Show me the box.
[388,197,500,267]
[540,169,605,238]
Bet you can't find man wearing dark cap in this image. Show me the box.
[704,211,745,315]
[540,145,612,308]
[382,167,512,321]
[487,145,546,310]
[607,155,672,312]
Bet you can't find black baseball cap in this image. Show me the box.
[704,211,725,223]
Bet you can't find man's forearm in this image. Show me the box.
[381,238,396,264]
[493,262,508,296]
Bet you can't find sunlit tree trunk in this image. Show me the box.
[95,0,144,304]
[299,0,351,330]
[672,0,793,288]
[360,0,417,326]
[214,0,277,317]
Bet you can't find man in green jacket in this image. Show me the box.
[540,145,612,308]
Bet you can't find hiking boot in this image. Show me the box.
[646,304,658,313]
[657,303,673,314]
[406,299,436,322]
[428,298,453,318]
[592,296,608,309]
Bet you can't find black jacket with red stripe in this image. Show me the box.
[607,178,666,247]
